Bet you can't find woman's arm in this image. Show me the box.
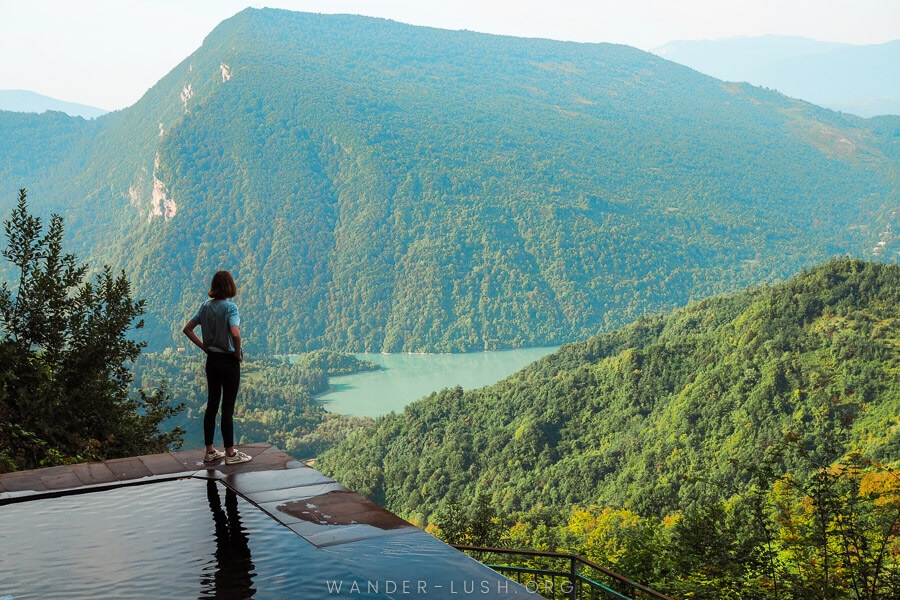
[182,319,208,353]
[231,325,243,362]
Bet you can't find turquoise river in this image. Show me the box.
[314,347,558,417]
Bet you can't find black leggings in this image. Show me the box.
[204,353,241,447]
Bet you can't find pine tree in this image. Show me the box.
[0,189,183,471]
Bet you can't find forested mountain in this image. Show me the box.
[1,9,898,354]
[317,259,900,521]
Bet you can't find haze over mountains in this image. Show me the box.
[653,36,900,117]
[0,90,108,120]
[0,8,898,355]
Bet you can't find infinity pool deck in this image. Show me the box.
[0,444,530,598]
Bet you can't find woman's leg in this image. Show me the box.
[220,356,241,451]
[204,355,224,448]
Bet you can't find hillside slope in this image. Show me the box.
[317,259,900,520]
[0,9,898,353]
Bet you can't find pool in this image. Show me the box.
[0,478,354,599]
[0,452,533,599]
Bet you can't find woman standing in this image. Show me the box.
[183,270,252,465]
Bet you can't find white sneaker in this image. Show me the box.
[203,449,225,462]
[225,450,252,465]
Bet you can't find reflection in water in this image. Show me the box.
[201,480,256,599]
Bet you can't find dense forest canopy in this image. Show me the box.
[0,9,898,354]
[316,258,900,597]
[317,259,900,519]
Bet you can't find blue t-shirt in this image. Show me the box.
[191,299,240,353]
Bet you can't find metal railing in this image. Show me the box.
[452,545,675,600]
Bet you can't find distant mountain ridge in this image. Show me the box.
[652,36,900,117]
[0,9,898,354]
[0,90,108,119]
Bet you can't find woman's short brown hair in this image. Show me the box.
[208,270,237,299]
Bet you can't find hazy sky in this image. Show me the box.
[2,0,898,111]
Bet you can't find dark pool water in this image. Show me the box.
[0,478,365,599]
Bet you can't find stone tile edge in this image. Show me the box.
[0,471,198,505]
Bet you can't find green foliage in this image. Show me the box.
[317,259,900,596]
[0,190,183,471]
[1,11,898,354]
[433,499,470,545]
[432,494,504,547]
[320,258,900,519]
[637,444,900,599]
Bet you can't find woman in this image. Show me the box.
[183,270,252,465]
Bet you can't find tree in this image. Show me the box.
[433,498,470,545]
[0,189,183,472]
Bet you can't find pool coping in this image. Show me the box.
[0,444,288,500]
[0,443,420,548]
